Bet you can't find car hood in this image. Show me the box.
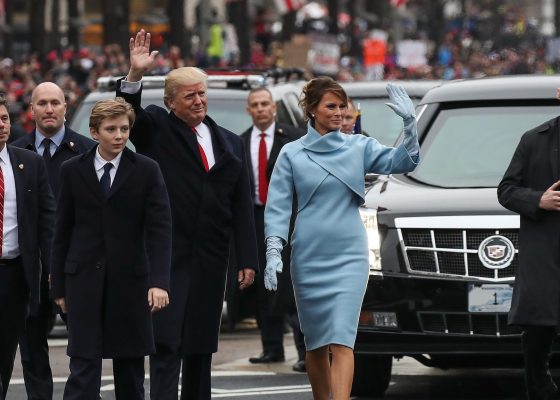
[365,175,514,226]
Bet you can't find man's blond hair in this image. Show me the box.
[89,97,135,131]
[164,67,208,108]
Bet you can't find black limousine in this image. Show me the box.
[353,75,560,397]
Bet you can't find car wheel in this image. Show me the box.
[351,354,392,398]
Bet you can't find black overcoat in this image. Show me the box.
[497,116,560,327]
[4,146,55,307]
[117,84,259,354]
[50,147,172,358]
[240,123,303,316]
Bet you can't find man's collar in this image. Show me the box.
[94,145,123,171]
[34,126,65,149]
[252,122,276,137]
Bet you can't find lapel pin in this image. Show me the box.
[278,128,283,134]
[19,164,24,170]
[69,141,75,148]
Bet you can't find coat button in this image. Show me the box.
[95,263,103,269]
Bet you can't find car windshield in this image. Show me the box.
[354,98,422,146]
[409,104,560,188]
[208,98,252,133]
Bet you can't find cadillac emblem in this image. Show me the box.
[478,235,515,270]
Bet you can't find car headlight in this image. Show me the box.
[359,207,382,273]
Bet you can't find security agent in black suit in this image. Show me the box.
[50,98,172,400]
[240,87,306,371]
[11,82,96,400]
[0,97,55,399]
[498,87,560,400]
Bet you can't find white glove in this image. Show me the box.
[385,83,416,122]
[264,236,284,291]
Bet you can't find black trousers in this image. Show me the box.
[256,307,285,355]
[18,272,53,400]
[521,325,558,400]
[149,344,212,400]
[254,206,285,356]
[63,356,145,400]
[0,259,28,400]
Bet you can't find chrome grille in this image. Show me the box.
[399,228,518,281]
[417,312,521,336]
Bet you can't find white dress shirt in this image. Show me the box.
[94,146,123,185]
[193,122,215,170]
[35,126,65,156]
[0,146,19,258]
[250,123,275,206]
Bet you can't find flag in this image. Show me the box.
[353,103,362,135]
[275,0,306,15]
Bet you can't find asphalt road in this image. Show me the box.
[5,321,540,399]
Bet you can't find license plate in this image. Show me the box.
[468,284,513,313]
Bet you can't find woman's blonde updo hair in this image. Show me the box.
[299,76,348,121]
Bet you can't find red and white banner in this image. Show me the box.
[275,0,306,15]
[390,0,406,8]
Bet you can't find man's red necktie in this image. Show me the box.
[192,127,209,172]
[0,165,4,257]
[258,132,268,204]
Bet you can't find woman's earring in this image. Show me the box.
[311,114,315,118]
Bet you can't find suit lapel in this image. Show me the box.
[241,130,255,190]
[241,129,254,172]
[267,126,289,178]
[78,148,104,202]
[8,148,25,225]
[206,120,234,172]
[107,150,134,199]
[169,112,205,169]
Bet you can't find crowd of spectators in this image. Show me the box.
[336,2,555,80]
[1,3,558,130]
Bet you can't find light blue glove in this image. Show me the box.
[385,83,419,157]
[385,83,416,122]
[264,236,284,291]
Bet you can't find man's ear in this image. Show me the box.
[90,127,98,140]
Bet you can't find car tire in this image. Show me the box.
[351,354,392,398]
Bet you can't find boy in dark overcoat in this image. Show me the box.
[50,98,172,400]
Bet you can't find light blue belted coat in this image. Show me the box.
[265,123,419,350]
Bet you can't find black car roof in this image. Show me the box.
[420,75,560,104]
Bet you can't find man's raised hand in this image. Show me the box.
[128,29,159,82]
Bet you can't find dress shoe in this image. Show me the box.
[292,359,306,373]
[248,352,285,363]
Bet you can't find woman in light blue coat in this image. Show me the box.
[264,77,419,400]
